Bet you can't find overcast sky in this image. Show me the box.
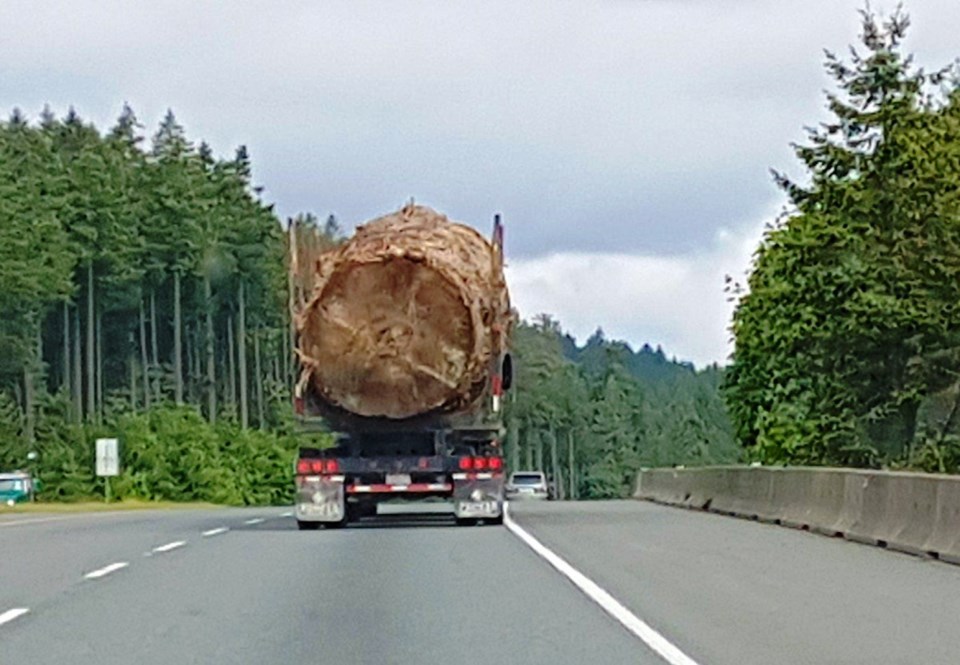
[2,1,958,366]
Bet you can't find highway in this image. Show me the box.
[1,501,959,664]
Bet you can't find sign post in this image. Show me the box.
[95,438,120,503]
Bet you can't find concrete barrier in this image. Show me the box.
[635,466,960,564]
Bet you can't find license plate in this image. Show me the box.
[459,501,498,517]
[386,473,411,486]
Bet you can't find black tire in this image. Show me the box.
[456,517,479,527]
[485,514,504,526]
[297,520,320,531]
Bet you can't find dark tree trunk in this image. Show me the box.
[139,298,150,409]
[567,429,576,500]
[238,281,249,428]
[150,290,160,403]
[227,314,236,417]
[173,271,183,405]
[524,426,533,469]
[254,328,264,429]
[95,307,103,423]
[548,428,561,500]
[128,335,137,411]
[62,302,70,402]
[72,306,82,423]
[204,276,216,423]
[534,429,544,472]
[23,320,39,444]
[508,417,520,472]
[86,263,95,421]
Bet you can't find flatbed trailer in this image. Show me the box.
[293,426,505,528]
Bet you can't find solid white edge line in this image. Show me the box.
[152,540,186,553]
[244,518,265,525]
[503,505,702,665]
[84,562,129,580]
[0,608,29,626]
[202,527,228,537]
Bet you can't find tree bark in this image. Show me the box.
[128,335,137,411]
[95,307,103,423]
[150,290,160,403]
[534,429,544,472]
[254,328,264,429]
[86,263,95,421]
[227,314,236,417]
[203,276,216,423]
[139,298,150,409]
[23,320,38,445]
[272,344,280,388]
[173,271,183,405]
[548,428,561,500]
[238,281,249,428]
[523,427,533,469]
[567,429,576,500]
[62,302,70,402]
[508,417,520,473]
[72,306,82,423]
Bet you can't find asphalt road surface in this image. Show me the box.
[1,501,959,664]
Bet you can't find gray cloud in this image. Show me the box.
[4,0,957,257]
[1,0,957,362]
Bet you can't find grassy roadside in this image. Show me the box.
[0,499,222,513]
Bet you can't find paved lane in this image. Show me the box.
[5,500,959,664]
[508,500,960,665]
[0,508,278,608]
[0,508,657,664]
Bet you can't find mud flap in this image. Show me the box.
[296,477,346,523]
[453,477,504,519]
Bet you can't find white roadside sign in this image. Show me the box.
[95,438,119,477]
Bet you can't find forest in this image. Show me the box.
[0,106,733,503]
[724,9,960,473]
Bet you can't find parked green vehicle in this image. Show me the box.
[0,472,38,506]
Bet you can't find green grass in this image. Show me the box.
[0,499,222,513]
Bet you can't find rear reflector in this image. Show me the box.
[489,457,503,470]
[348,483,452,494]
[459,456,473,470]
[296,459,311,475]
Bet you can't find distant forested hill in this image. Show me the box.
[505,315,739,499]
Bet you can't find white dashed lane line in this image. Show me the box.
[84,562,129,580]
[202,527,228,537]
[279,511,293,518]
[243,518,265,525]
[152,540,186,553]
[0,608,29,627]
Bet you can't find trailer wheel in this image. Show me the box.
[485,514,504,526]
[297,520,320,531]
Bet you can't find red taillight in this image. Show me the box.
[474,457,488,470]
[489,457,503,471]
[459,456,473,470]
[299,458,340,475]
